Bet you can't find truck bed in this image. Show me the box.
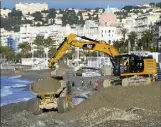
[29,77,62,95]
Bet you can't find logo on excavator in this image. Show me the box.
[83,44,95,50]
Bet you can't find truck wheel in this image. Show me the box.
[32,98,43,115]
[57,97,71,113]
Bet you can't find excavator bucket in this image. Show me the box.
[50,62,71,78]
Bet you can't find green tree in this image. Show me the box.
[47,9,56,19]
[18,42,31,57]
[0,44,15,60]
[48,47,57,58]
[122,5,135,11]
[88,13,92,20]
[32,12,42,21]
[141,29,154,51]
[8,9,22,20]
[128,31,138,47]
[33,35,56,57]
[85,51,97,57]
[155,2,161,8]
[120,26,128,44]
[62,9,79,26]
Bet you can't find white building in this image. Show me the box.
[55,18,62,25]
[86,57,112,68]
[15,3,48,14]
[154,15,161,48]
[98,8,121,44]
[135,12,161,38]
[121,17,136,32]
[0,9,11,18]
[0,28,13,46]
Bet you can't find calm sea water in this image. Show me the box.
[0,76,36,106]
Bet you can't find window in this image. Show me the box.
[109,30,111,33]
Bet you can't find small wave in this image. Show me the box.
[1,86,13,97]
[9,75,22,79]
[12,84,27,88]
[13,80,33,84]
[22,98,31,101]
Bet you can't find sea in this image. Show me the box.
[1,75,36,106]
[1,75,93,107]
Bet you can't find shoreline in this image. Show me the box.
[1,69,51,81]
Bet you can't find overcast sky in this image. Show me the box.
[1,0,161,9]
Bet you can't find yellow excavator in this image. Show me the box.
[48,33,157,86]
[30,33,157,114]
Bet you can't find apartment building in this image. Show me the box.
[121,16,136,32]
[154,15,161,48]
[135,12,160,38]
[16,3,48,14]
[0,28,13,46]
[98,8,121,44]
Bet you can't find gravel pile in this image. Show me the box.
[30,77,62,95]
[62,82,161,119]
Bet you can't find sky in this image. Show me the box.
[1,0,161,9]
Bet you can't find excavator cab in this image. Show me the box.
[113,54,156,77]
[113,54,143,75]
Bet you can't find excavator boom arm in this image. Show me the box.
[48,33,120,68]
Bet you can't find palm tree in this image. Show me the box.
[18,42,31,57]
[128,31,138,49]
[33,35,56,57]
[119,25,128,43]
[44,36,56,47]
[33,35,45,57]
[33,35,44,47]
[141,29,154,51]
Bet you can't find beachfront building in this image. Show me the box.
[154,15,161,48]
[15,3,48,14]
[0,28,21,52]
[98,7,121,44]
[135,12,161,38]
[121,16,136,32]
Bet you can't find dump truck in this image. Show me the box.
[29,62,74,114]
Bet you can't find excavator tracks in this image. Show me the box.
[103,75,151,87]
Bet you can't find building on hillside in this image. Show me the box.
[55,18,62,25]
[15,3,48,14]
[0,28,13,46]
[135,12,160,38]
[84,20,99,28]
[154,15,161,48]
[0,9,11,18]
[121,17,136,32]
[82,12,89,20]
[98,7,121,44]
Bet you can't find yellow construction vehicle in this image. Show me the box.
[48,33,157,86]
